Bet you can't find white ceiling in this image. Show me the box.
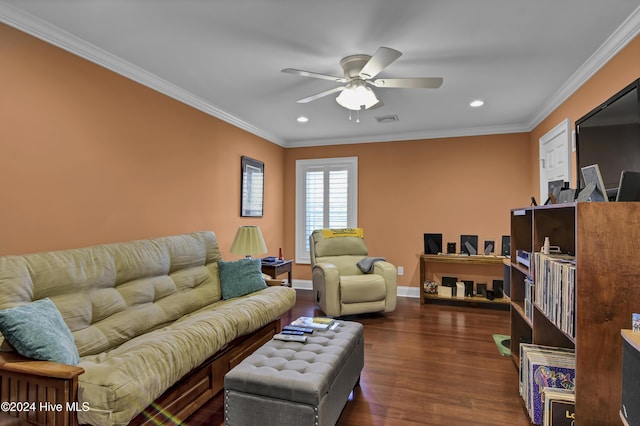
[2,1,640,148]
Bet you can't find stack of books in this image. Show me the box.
[290,316,338,331]
[519,344,575,425]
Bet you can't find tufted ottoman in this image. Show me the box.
[224,320,364,426]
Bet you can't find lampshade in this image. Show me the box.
[230,225,268,258]
[336,81,379,111]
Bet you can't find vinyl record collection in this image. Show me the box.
[533,253,577,338]
[520,344,575,425]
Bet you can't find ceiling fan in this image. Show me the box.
[282,47,443,112]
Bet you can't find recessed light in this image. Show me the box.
[296,116,309,123]
[470,100,484,107]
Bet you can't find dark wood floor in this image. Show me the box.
[185,290,533,425]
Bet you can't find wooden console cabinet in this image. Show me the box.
[510,202,640,426]
[419,254,508,307]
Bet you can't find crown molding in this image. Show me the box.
[2,2,638,148]
[527,5,640,130]
[0,2,286,147]
[283,123,530,147]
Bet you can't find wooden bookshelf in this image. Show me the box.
[419,254,507,307]
[509,202,640,426]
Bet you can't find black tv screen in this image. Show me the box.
[576,78,640,198]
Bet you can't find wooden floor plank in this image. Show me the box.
[184,289,533,425]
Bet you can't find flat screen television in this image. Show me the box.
[575,78,640,199]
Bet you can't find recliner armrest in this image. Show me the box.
[372,261,397,313]
[372,260,396,277]
[312,263,341,316]
[312,262,340,287]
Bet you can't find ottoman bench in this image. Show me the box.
[224,320,364,426]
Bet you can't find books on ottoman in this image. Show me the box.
[291,316,337,330]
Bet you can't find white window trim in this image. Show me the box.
[295,157,358,264]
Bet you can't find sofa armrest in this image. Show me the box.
[373,261,397,313]
[0,352,84,425]
[0,352,84,379]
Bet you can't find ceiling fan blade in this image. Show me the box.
[282,68,347,83]
[367,100,384,110]
[359,47,402,79]
[370,77,443,89]
[296,86,345,103]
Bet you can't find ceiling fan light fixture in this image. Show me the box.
[336,83,379,110]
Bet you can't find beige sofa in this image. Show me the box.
[0,231,296,425]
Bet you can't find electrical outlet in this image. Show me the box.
[397,266,404,276]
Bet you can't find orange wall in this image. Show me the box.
[284,134,532,285]
[529,34,640,196]
[3,22,638,291]
[0,23,285,257]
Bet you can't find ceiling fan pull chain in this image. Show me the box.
[356,110,360,123]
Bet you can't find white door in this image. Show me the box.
[539,119,571,203]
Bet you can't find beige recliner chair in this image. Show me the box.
[309,229,397,317]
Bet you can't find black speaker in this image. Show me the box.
[493,280,504,298]
[446,242,456,254]
[503,263,511,298]
[463,280,474,297]
[501,235,511,256]
[622,337,640,425]
[441,276,458,287]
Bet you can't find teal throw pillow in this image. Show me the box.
[219,258,267,300]
[0,298,80,366]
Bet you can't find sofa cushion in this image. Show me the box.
[219,258,266,300]
[0,298,80,365]
[0,232,224,357]
[77,286,296,426]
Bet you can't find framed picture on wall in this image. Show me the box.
[240,156,264,217]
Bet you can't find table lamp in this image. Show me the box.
[230,225,268,258]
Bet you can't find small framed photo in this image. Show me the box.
[483,240,495,255]
[460,235,478,255]
[476,283,487,297]
[633,313,640,333]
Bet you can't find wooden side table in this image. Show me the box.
[261,260,293,287]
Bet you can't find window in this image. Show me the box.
[295,157,358,264]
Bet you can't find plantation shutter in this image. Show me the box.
[296,157,358,263]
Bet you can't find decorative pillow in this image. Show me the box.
[0,298,80,365]
[219,258,267,300]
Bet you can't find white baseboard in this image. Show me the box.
[397,285,420,298]
[291,280,419,298]
[291,279,313,290]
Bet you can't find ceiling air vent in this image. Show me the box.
[375,115,399,124]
